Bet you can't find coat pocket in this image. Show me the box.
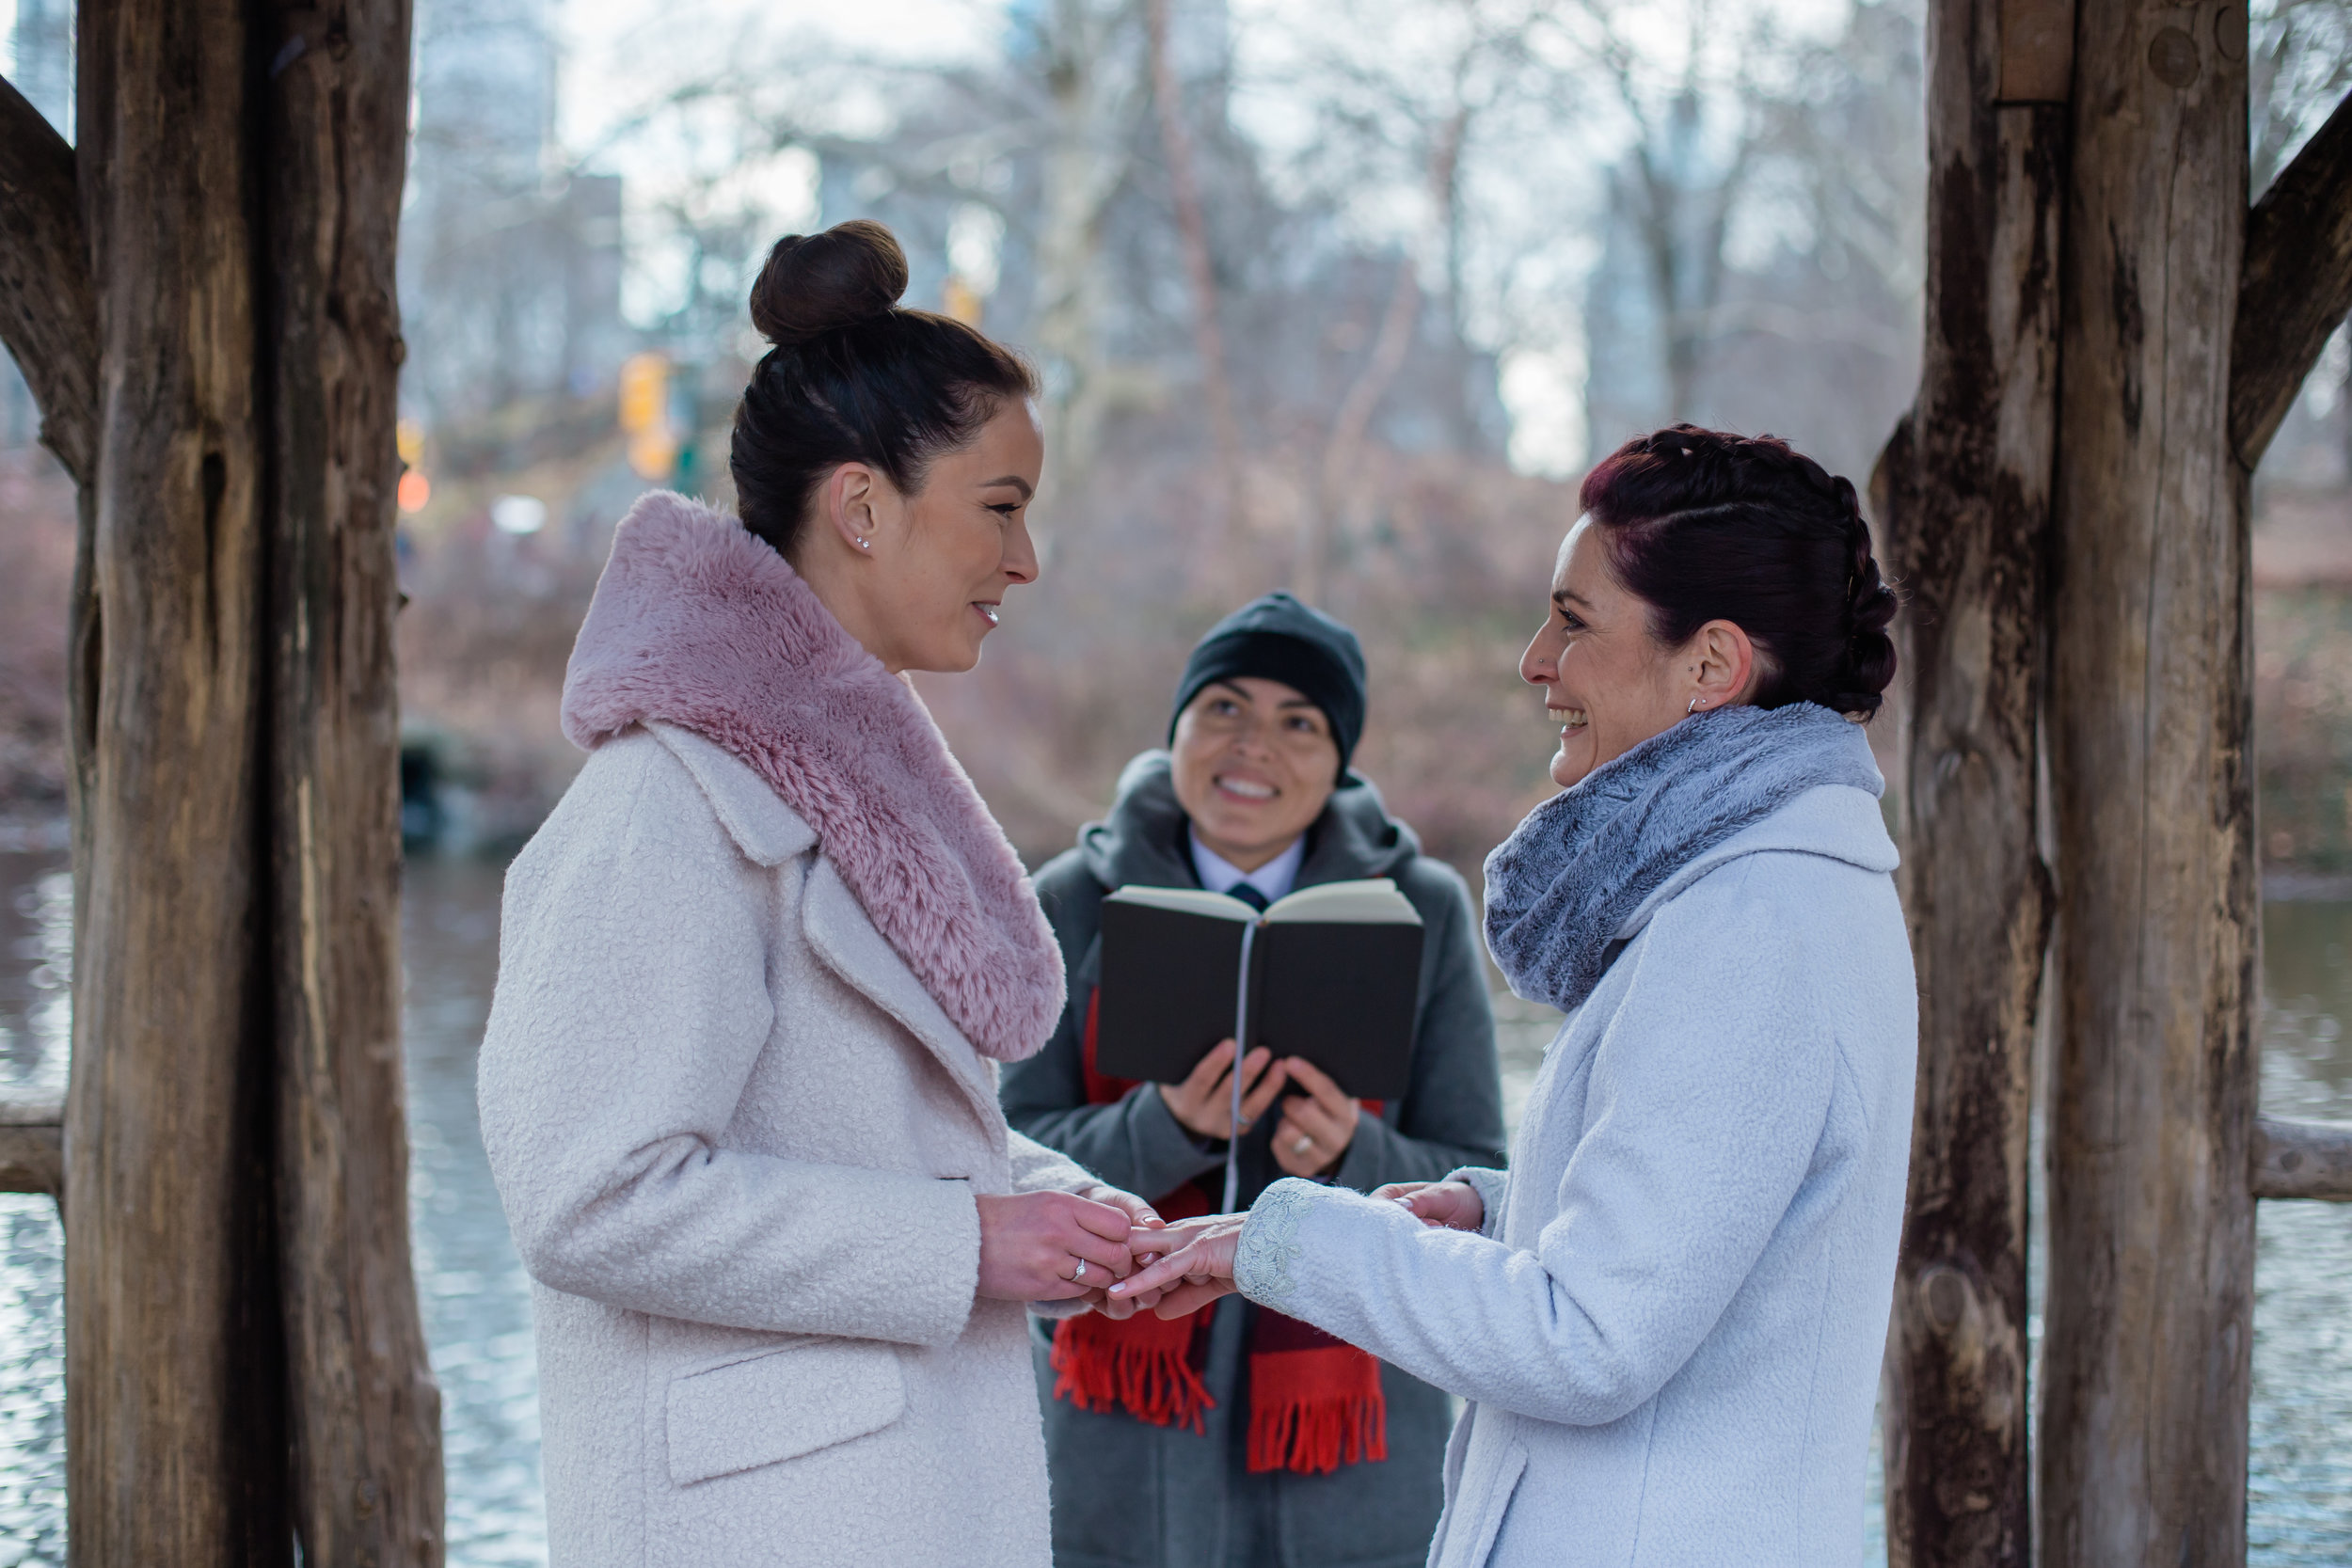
[1444,1439,1528,1568]
[665,1338,906,1486]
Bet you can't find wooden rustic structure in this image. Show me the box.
[1877,0,2352,1561]
[0,0,2346,1561]
[0,2,442,1564]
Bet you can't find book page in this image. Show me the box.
[1105,885,1260,922]
[1262,878,1422,926]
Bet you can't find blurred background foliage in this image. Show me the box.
[0,0,2346,878]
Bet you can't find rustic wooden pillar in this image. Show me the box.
[1,0,439,1560]
[67,1,289,1561]
[1871,0,2067,1560]
[262,1,444,1562]
[2041,0,2254,1561]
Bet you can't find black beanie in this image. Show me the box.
[1168,592,1368,781]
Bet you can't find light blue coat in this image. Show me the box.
[1230,783,1915,1568]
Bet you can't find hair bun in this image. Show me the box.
[1836,496,1900,716]
[749,219,909,348]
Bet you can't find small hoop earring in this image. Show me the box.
[1688,697,1708,713]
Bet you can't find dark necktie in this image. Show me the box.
[1230,881,1270,912]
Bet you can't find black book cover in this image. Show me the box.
[1094,883,1424,1101]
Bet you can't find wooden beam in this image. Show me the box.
[2042,0,2256,1560]
[1871,1,2063,1562]
[67,0,290,1560]
[2251,1117,2352,1201]
[2231,87,2352,470]
[0,72,97,484]
[262,0,447,1559]
[0,1091,63,1196]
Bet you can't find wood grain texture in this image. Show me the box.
[67,0,290,1561]
[2041,1,2256,1562]
[0,1090,64,1196]
[2230,87,2352,469]
[261,1,445,1560]
[1871,3,2064,1560]
[2250,1117,2352,1200]
[0,72,96,483]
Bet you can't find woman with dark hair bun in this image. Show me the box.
[1114,425,1919,1568]
[480,219,1165,1568]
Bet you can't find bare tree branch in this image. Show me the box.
[0,74,96,484]
[2232,86,2352,469]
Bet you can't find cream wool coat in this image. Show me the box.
[480,720,1101,1568]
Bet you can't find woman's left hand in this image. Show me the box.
[1107,1212,1247,1318]
[1271,1057,1362,1178]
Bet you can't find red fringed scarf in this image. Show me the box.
[1049,992,1389,1475]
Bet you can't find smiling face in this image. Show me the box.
[797,399,1045,674]
[1520,518,1758,788]
[1169,676,1341,873]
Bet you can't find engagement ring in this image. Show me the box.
[1071,1259,1088,1282]
[1293,1135,1314,1155]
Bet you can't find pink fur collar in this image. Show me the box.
[561,491,1064,1063]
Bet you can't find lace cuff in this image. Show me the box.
[1233,1178,1324,1307]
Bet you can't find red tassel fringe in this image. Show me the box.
[1247,1345,1389,1475]
[1050,1308,1217,1435]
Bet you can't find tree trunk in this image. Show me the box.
[67,1,287,1560]
[2040,1,2255,1562]
[1871,0,2067,1560]
[1145,0,1244,533]
[262,1,444,1562]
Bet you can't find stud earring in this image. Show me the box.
[855,536,871,550]
[1688,696,1708,713]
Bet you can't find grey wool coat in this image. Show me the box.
[999,752,1507,1568]
[480,723,1103,1568]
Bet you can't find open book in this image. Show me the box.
[1095,878,1425,1102]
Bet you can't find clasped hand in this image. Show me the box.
[1094,1177,1489,1319]
[1158,1038,1364,1179]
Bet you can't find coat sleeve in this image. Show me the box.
[1327,861,1508,1191]
[1230,857,1837,1425]
[479,738,980,1349]
[1006,1128,1105,1196]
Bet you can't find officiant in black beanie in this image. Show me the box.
[1000,592,1507,1568]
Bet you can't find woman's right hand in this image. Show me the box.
[1159,1038,1290,1141]
[975,1191,1141,1301]
[1373,1180,1486,1233]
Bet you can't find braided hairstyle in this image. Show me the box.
[1579,424,1899,719]
[730,219,1038,560]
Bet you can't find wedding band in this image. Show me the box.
[1071,1259,1088,1283]
[1293,1135,1315,1155]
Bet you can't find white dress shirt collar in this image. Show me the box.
[1189,830,1306,906]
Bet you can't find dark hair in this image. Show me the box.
[1579,425,1899,719]
[729,219,1038,558]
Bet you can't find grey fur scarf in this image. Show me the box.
[1483,702,1883,1014]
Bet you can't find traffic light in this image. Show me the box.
[619,353,676,481]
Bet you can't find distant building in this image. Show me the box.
[399,0,629,430]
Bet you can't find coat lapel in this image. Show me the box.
[801,858,1008,1144]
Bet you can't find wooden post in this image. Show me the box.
[0,1,440,1560]
[69,3,288,1559]
[1871,0,2067,1559]
[2040,0,2254,1560]
[263,2,445,1562]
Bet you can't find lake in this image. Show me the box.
[0,847,2347,1564]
